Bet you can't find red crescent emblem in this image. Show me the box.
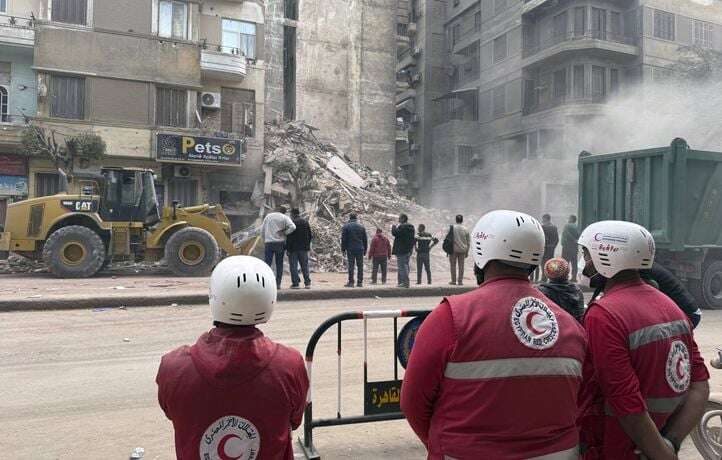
[217,434,244,460]
[526,311,546,335]
[675,357,686,380]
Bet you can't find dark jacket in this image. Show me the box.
[415,231,439,254]
[542,223,559,250]
[286,217,313,252]
[561,223,580,258]
[641,262,700,326]
[341,219,368,254]
[537,281,585,323]
[392,223,416,255]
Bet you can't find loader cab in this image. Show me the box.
[99,168,160,226]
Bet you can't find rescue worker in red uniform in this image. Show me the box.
[577,220,710,460]
[401,210,588,459]
[156,256,309,460]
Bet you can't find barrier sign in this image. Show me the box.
[156,133,245,165]
[396,316,424,369]
[364,380,402,415]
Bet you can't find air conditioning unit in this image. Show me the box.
[412,46,422,57]
[174,165,192,178]
[411,73,422,84]
[200,92,221,109]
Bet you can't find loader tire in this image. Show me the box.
[165,227,219,277]
[42,225,106,278]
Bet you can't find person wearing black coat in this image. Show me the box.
[286,208,313,289]
[537,258,585,323]
[341,213,368,287]
[391,214,415,288]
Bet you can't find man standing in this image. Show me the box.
[561,215,581,282]
[415,224,438,285]
[578,221,709,459]
[391,214,415,288]
[368,228,392,284]
[262,206,296,289]
[448,214,470,286]
[401,210,587,459]
[341,213,367,288]
[156,256,309,460]
[539,213,559,282]
[286,208,313,289]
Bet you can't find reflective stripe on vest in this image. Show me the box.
[604,395,687,416]
[444,445,579,460]
[444,357,582,380]
[628,320,690,350]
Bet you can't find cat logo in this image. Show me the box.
[61,200,96,212]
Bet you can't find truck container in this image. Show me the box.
[579,138,722,309]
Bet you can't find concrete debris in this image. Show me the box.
[0,253,169,276]
[0,254,47,275]
[264,120,475,272]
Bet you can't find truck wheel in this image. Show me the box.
[700,261,722,310]
[42,225,106,278]
[165,227,219,277]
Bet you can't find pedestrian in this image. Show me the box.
[577,221,709,459]
[561,214,581,281]
[447,214,470,286]
[537,257,585,322]
[341,213,367,288]
[156,256,309,460]
[415,224,438,285]
[641,261,702,328]
[262,205,296,289]
[391,214,415,288]
[536,213,559,282]
[286,208,313,289]
[401,210,587,459]
[368,227,392,284]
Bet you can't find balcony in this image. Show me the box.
[396,88,417,105]
[396,121,409,142]
[0,116,28,150]
[0,15,35,47]
[522,0,552,15]
[522,94,608,117]
[201,48,247,81]
[522,31,639,67]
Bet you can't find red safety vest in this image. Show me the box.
[429,276,587,460]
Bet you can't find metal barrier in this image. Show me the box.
[297,309,431,460]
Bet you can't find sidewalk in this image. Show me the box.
[0,271,476,312]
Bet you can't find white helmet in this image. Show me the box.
[472,210,545,270]
[578,220,655,279]
[209,255,277,325]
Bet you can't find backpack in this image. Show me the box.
[442,225,454,255]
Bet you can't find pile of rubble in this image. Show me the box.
[264,120,472,272]
[0,254,47,275]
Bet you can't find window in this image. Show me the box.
[285,0,298,20]
[494,0,506,15]
[574,7,586,37]
[553,69,567,99]
[156,87,187,127]
[493,34,507,63]
[451,24,461,47]
[591,66,606,101]
[159,0,188,40]
[0,0,6,13]
[475,11,481,32]
[654,10,675,41]
[573,65,585,98]
[223,19,257,58]
[610,12,621,39]
[36,173,60,197]
[553,12,568,40]
[50,75,85,119]
[458,145,474,172]
[221,87,256,137]
[693,20,713,48]
[0,86,7,122]
[51,0,87,25]
[492,85,505,116]
[591,8,606,40]
[610,68,619,94]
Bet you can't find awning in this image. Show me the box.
[433,87,478,101]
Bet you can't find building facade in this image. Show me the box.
[398,0,722,217]
[3,0,266,230]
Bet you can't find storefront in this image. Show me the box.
[0,154,28,227]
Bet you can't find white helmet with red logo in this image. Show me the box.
[209,255,277,325]
[472,210,545,270]
[578,220,655,279]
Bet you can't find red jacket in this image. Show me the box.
[368,234,392,259]
[156,327,309,460]
[401,275,587,459]
[579,279,709,460]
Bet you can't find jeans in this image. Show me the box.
[289,250,311,286]
[372,257,388,284]
[417,252,431,284]
[347,251,364,285]
[449,253,465,284]
[264,242,285,287]
[397,253,411,286]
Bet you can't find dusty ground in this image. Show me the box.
[0,296,719,459]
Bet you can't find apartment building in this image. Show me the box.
[264,0,397,172]
[3,0,265,230]
[401,0,722,215]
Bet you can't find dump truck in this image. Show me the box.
[0,167,257,278]
[579,138,722,309]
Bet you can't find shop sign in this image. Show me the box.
[0,175,28,196]
[0,155,27,176]
[156,134,245,165]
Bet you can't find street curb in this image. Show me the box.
[0,285,475,312]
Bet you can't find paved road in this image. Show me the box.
[1,297,719,459]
